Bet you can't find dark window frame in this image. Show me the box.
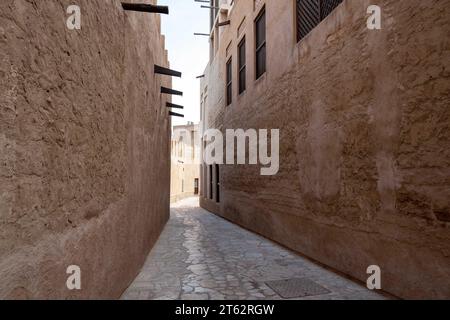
[226,57,233,105]
[296,0,343,42]
[238,36,246,94]
[215,164,220,203]
[255,7,266,80]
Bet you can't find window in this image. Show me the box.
[238,37,246,94]
[203,141,207,198]
[255,8,266,79]
[215,164,220,203]
[226,57,233,105]
[210,0,219,30]
[296,0,343,42]
[237,17,246,38]
[194,179,199,195]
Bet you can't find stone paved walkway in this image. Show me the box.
[121,197,386,300]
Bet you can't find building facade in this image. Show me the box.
[0,0,171,298]
[171,123,201,203]
[200,0,450,299]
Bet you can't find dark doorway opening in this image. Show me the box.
[194,178,199,195]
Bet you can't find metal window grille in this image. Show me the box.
[296,0,343,42]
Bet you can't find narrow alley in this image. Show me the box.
[121,198,386,300]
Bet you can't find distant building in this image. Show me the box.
[171,122,201,203]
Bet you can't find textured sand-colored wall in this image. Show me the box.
[201,0,450,299]
[0,0,171,298]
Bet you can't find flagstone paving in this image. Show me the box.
[121,197,387,300]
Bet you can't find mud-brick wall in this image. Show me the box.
[0,0,171,298]
[204,0,450,298]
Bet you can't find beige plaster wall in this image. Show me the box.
[0,0,171,298]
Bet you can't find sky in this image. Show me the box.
[158,0,210,127]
